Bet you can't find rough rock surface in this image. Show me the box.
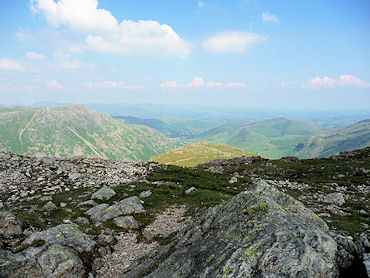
[21,224,96,256]
[322,193,346,206]
[147,182,339,278]
[91,186,116,200]
[114,216,139,229]
[0,244,85,278]
[86,196,145,222]
[0,211,24,238]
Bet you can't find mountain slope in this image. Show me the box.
[192,118,321,158]
[294,119,370,158]
[114,115,218,138]
[150,142,258,167]
[0,105,176,161]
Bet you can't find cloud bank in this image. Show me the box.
[31,0,189,58]
[203,31,267,53]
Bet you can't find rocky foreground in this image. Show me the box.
[0,150,369,277]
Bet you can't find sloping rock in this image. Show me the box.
[147,182,339,278]
[86,196,145,222]
[0,211,24,238]
[91,186,116,201]
[139,190,152,198]
[0,244,85,278]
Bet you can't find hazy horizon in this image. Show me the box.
[1,0,369,110]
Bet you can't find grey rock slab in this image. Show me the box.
[114,216,139,229]
[147,181,339,278]
[86,196,145,222]
[91,186,116,200]
[43,201,57,211]
[21,224,95,256]
[85,204,109,222]
[322,193,345,206]
[0,244,85,278]
[0,211,24,238]
[139,190,152,198]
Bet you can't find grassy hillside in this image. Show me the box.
[294,119,370,158]
[0,105,176,161]
[192,118,321,159]
[151,142,258,167]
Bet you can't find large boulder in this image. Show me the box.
[147,182,339,278]
[91,186,116,201]
[0,211,24,238]
[0,244,85,278]
[21,224,95,257]
[86,196,145,222]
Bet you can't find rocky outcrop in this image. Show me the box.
[91,186,116,201]
[86,196,145,222]
[0,211,24,238]
[0,224,94,278]
[146,182,341,278]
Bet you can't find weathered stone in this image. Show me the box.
[139,190,152,198]
[143,228,155,241]
[86,196,145,222]
[0,211,24,238]
[91,186,116,200]
[228,176,237,184]
[147,182,339,278]
[0,244,85,278]
[21,224,95,256]
[322,193,345,206]
[39,196,52,202]
[85,204,109,222]
[75,217,90,226]
[43,201,57,211]
[185,187,196,195]
[114,216,139,229]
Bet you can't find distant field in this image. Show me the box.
[151,142,258,167]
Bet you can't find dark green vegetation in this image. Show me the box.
[192,118,370,159]
[114,115,218,138]
[151,142,258,167]
[0,105,176,161]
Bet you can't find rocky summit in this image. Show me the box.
[0,149,369,277]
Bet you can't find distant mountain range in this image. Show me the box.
[0,105,176,161]
[293,119,370,158]
[0,104,368,161]
[113,115,218,138]
[151,142,257,167]
[191,118,370,159]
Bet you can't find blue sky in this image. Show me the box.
[0,0,369,110]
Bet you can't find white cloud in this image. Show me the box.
[160,81,180,88]
[88,81,144,90]
[160,78,246,89]
[31,0,189,58]
[188,77,204,88]
[198,1,205,8]
[302,75,370,89]
[26,52,47,60]
[49,79,65,89]
[261,12,279,23]
[203,31,267,53]
[207,81,246,89]
[0,58,25,71]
